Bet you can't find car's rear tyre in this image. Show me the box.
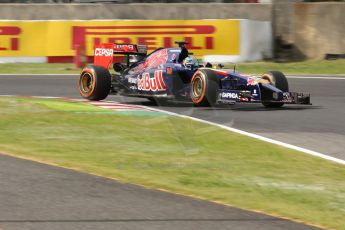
[190,69,219,106]
[79,65,111,101]
[261,71,289,108]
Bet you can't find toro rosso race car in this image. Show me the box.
[78,42,311,107]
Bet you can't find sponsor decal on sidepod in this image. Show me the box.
[222,92,238,99]
[137,70,166,92]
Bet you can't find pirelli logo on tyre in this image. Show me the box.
[0,20,240,57]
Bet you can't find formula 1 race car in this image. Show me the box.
[78,42,311,107]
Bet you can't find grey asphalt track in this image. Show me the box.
[0,74,343,230]
[0,154,320,230]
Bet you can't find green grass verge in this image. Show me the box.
[232,59,345,75]
[0,97,344,230]
[0,63,80,74]
[0,60,344,74]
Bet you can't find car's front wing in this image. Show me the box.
[217,89,311,105]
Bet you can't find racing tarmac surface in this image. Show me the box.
[0,154,320,230]
[0,74,344,160]
[0,74,344,230]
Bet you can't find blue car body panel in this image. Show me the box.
[110,46,310,105]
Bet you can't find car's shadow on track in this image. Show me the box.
[126,99,321,112]
[204,105,322,112]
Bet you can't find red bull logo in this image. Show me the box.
[137,70,166,92]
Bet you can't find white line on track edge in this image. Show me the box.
[1,95,344,165]
[287,76,345,80]
[142,106,345,165]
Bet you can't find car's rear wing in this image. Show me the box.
[94,43,147,69]
[113,44,147,55]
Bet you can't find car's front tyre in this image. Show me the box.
[261,71,289,108]
[190,69,219,106]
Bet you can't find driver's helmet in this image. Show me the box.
[183,56,198,69]
[129,55,139,63]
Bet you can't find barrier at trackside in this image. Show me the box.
[0,19,272,63]
[203,20,272,63]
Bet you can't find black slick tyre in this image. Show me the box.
[261,71,289,108]
[78,65,111,101]
[190,69,219,106]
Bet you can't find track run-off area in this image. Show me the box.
[1,74,344,161]
[0,74,344,230]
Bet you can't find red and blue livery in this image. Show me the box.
[78,42,311,107]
